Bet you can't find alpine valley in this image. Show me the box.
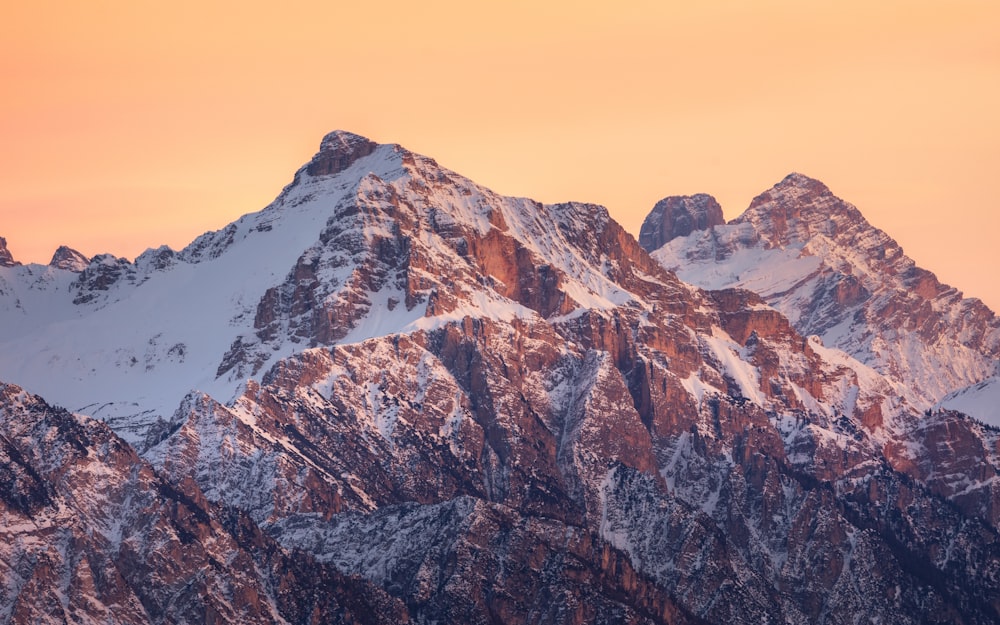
[1,131,998,624]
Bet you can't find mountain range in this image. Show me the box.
[1,131,998,624]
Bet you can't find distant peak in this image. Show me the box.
[743,172,840,218]
[638,194,724,251]
[773,172,831,193]
[318,129,377,151]
[307,130,379,177]
[49,245,90,272]
[736,172,869,247]
[0,236,19,268]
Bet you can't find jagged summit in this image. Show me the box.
[307,129,380,177]
[636,174,844,253]
[773,171,830,190]
[0,236,18,268]
[650,172,1000,418]
[319,128,375,149]
[49,245,90,272]
[637,193,724,251]
[736,173,867,248]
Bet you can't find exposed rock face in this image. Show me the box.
[49,245,90,272]
[0,237,18,268]
[638,194,725,251]
[652,172,1000,414]
[884,409,1000,527]
[306,130,379,177]
[73,254,137,304]
[2,136,1000,624]
[0,383,408,624]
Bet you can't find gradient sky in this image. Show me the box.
[2,1,998,309]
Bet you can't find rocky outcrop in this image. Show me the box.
[638,194,725,251]
[0,237,18,268]
[306,130,379,177]
[49,245,90,272]
[73,254,137,304]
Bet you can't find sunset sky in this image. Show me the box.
[2,1,998,309]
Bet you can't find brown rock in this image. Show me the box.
[639,194,725,251]
[306,130,378,177]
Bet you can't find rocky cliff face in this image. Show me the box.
[639,194,725,252]
[1,136,999,624]
[650,173,1000,417]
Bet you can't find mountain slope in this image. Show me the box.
[0,134,408,445]
[0,382,408,624]
[648,173,1000,423]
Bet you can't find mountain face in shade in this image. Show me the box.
[1,135,999,624]
[648,173,1000,423]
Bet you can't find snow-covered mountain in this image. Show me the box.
[648,173,1000,425]
[1,133,999,624]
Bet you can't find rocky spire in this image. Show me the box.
[0,236,19,268]
[305,130,379,177]
[638,193,724,251]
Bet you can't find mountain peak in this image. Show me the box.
[746,172,835,214]
[736,172,865,247]
[318,129,376,151]
[651,169,1000,416]
[775,171,830,190]
[0,236,19,268]
[49,245,90,272]
[306,130,380,177]
[638,193,724,251]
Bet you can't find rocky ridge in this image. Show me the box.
[0,136,998,623]
[639,194,725,252]
[649,173,1000,418]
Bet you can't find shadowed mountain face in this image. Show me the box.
[1,135,998,624]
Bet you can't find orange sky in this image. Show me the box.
[2,1,998,309]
